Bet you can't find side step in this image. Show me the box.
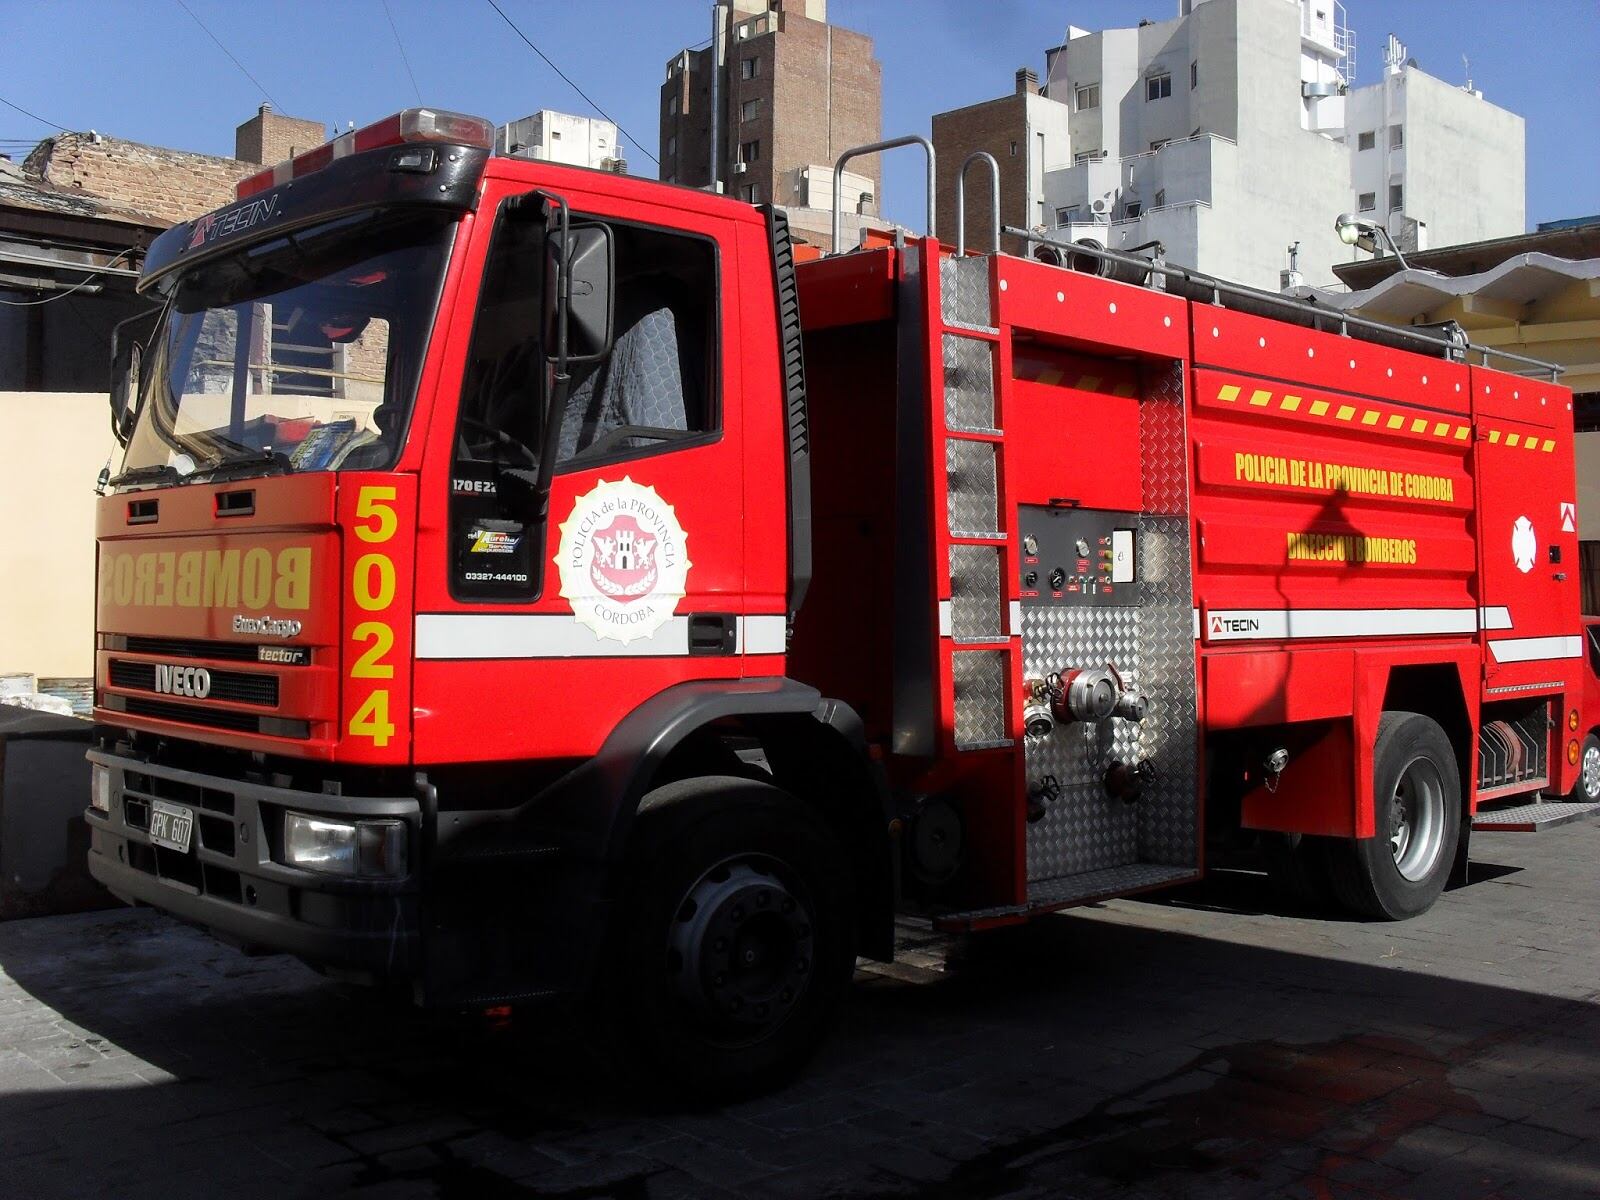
[1472,800,1600,832]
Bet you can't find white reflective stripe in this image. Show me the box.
[1479,606,1513,630]
[1192,608,1200,641]
[744,614,788,655]
[1009,600,1023,636]
[1488,635,1583,664]
[1203,608,1478,642]
[938,600,953,638]
[414,613,786,659]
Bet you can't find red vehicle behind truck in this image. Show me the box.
[86,109,1582,1092]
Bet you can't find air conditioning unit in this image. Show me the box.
[1089,194,1115,216]
[731,161,748,175]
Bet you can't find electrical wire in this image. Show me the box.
[381,0,424,105]
[0,94,67,132]
[0,249,138,307]
[172,0,283,111]
[482,0,658,165]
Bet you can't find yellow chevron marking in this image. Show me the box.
[1310,400,1330,416]
[1249,389,1272,406]
[1361,410,1380,425]
[1078,375,1102,391]
[1280,395,1302,412]
[1217,384,1240,402]
[1410,418,1428,433]
[1335,405,1356,421]
[1488,429,1501,443]
[1386,414,1404,430]
[1507,432,1520,447]
[1542,439,1556,452]
[1453,426,1470,441]
[1525,438,1540,451]
[1112,382,1136,397]
[1432,422,1450,437]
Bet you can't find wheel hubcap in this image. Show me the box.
[667,857,813,1033]
[1389,757,1446,883]
[1582,745,1600,798]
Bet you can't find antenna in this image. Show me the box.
[1462,53,1473,92]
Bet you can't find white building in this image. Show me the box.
[496,110,625,172]
[1035,0,1525,290]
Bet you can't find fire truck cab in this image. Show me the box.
[86,110,1581,1093]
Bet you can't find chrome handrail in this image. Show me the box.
[956,151,1000,257]
[830,135,936,254]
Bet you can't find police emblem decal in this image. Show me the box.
[556,478,691,643]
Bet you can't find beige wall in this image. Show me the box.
[0,392,118,679]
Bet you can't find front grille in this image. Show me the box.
[109,659,279,706]
[107,635,308,666]
[107,694,309,739]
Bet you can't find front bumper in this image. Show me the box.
[85,747,422,979]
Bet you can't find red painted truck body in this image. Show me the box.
[83,111,1582,1089]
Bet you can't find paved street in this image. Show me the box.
[3,818,1598,1200]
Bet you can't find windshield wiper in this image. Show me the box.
[108,463,182,487]
[197,447,294,482]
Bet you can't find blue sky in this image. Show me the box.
[4,0,1596,232]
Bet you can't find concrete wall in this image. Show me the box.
[0,392,117,679]
[1577,431,1600,543]
[1403,69,1525,246]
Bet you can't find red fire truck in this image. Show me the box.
[87,109,1581,1092]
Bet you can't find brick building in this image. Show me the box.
[931,69,1070,258]
[659,0,885,249]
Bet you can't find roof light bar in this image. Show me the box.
[237,107,493,199]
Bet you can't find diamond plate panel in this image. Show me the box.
[940,254,995,331]
[952,649,1008,749]
[946,439,999,536]
[949,545,1003,641]
[943,335,997,433]
[1021,361,1198,883]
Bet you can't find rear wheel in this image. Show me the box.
[597,777,855,1099]
[1329,712,1461,920]
[1568,733,1600,803]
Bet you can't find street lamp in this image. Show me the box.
[1334,213,1411,270]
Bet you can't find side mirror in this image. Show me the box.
[109,308,159,446]
[547,223,614,365]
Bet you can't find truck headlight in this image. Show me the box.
[283,812,408,878]
[90,765,112,813]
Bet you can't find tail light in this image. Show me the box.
[237,107,493,198]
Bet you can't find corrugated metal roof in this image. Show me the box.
[1293,253,1600,322]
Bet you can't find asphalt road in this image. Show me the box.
[3,817,1598,1199]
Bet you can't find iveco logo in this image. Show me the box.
[154,664,211,699]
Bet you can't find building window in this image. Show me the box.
[739,140,760,164]
[1074,83,1100,111]
[1390,124,1404,149]
[1125,202,1142,219]
[1357,191,1376,212]
[1390,183,1404,210]
[1145,72,1171,101]
[1055,207,1076,225]
[669,95,679,117]
[1150,139,1169,152]
[1009,140,1018,157]
[741,183,759,203]
[1358,130,1375,151]
[1190,60,1198,89]
[666,135,676,157]
[740,98,760,122]
[741,56,760,80]
[1154,188,1166,208]
[1073,149,1103,164]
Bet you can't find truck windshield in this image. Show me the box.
[118,210,455,483]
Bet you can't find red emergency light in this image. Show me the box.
[236,107,494,199]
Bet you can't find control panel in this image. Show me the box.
[1018,505,1138,607]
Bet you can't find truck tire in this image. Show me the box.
[1568,733,1600,803]
[1328,712,1461,920]
[597,777,855,1098]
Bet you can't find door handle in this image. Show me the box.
[688,613,737,656]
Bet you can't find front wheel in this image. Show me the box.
[1328,712,1462,920]
[597,777,855,1098]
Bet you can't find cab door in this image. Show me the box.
[409,173,751,765]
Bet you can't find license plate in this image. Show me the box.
[148,799,195,854]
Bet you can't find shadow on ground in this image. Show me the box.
[1,862,1597,1199]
